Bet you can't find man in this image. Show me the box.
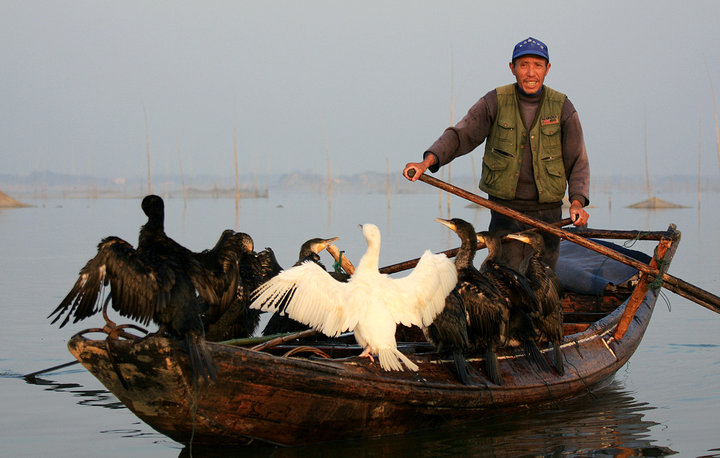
[403,37,590,269]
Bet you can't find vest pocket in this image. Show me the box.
[540,123,561,148]
[481,148,512,189]
[493,120,515,150]
[540,154,566,199]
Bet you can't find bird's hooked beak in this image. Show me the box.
[310,237,340,254]
[504,233,531,244]
[434,218,457,233]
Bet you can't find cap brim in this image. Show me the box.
[512,50,549,61]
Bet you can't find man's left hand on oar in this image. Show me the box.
[569,200,589,226]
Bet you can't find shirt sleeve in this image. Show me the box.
[425,90,497,173]
[561,98,591,206]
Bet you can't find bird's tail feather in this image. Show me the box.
[484,346,504,385]
[184,332,217,383]
[378,348,419,371]
[523,340,552,373]
[451,350,474,386]
[552,342,564,375]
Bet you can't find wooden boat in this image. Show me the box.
[66,224,682,447]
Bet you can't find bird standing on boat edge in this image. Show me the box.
[199,230,264,341]
[48,195,251,382]
[476,231,552,374]
[434,218,510,385]
[506,231,565,375]
[250,223,458,371]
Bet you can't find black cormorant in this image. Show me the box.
[507,231,565,375]
[48,194,251,382]
[434,218,509,385]
[476,231,551,374]
[200,231,264,341]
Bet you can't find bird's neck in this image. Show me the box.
[139,219,166,245]
[357,242,380,272]
[455,236,476,269]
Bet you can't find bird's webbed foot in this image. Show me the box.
[358,347,376,363]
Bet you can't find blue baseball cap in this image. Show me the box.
[512,37,549,61]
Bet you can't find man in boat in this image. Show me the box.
[403,37,590,269]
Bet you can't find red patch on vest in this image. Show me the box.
[541,115,559,126]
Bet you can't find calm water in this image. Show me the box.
[1,188,719,457]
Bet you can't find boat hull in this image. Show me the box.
[67,288,657,446]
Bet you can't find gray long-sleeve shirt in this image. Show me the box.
[425,85,590,209]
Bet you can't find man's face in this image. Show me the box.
[509,55,551,94]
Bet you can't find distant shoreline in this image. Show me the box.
[1,171,719,200]
[0,190,31,208]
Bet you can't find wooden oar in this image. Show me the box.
[23,360,80,380]
[407,170,720,315]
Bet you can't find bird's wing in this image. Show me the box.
[48,236,166,327]
[252,248,284,282]
[190,230,244,309]
[249,261,351,337]
[484,260,539,313]
[388,250,458,328]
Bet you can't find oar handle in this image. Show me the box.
[408,170,720,314]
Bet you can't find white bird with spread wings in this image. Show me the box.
[250,223,458,371]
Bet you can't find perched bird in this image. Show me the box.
[261,236,347,336]
[506,231,565,375]
[476,231,551,373]
[434,218,509,385]
[200,231,264,341]
[250,223,457,371]
[48,195,244,382]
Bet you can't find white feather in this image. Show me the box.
[250,224,457,371]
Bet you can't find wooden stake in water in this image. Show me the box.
[143,106,152,194]
[233,107,241,211]
[176,141,187,208]
[644,105,652,202]
[698,100,702,213]
[706,61,720,175]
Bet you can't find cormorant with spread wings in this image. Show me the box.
[48,195,249,382]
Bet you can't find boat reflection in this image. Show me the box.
[23,371,676,456]
[175,380,677,457]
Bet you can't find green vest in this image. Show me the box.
[479,84,567,203]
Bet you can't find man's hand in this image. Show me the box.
[569,200,589,226]
[403,154,436,181]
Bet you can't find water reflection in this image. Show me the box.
[21,373,173,444]
[175,381,676,457]
[18,369,676,456]
[24,374,125,409]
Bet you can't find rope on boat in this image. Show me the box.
[189,372,198,457]
[564,341,597,400]
[282,346,331,359]
[648,250,669,291]
[622,231,651,249]
[332,250,346,275]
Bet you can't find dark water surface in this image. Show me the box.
[1,190,719,457]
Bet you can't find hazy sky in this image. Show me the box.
[3,1,720,181]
